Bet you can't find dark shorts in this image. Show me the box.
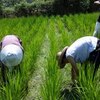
[89,39,100,78]
[89,39,100,64]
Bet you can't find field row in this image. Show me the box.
[0,13,99,100]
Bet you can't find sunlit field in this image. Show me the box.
[0,13,100,100]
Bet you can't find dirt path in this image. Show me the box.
[24,35,50,100]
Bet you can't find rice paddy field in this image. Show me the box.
[0,12,100,100]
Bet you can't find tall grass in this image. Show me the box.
[59,13,100,100]
[0,16,47,100]
[41,16,63,100]
[77,63,100,100]
[0,12,100,100]
[41,13,100,100]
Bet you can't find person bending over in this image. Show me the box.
[56,36,100,82]
[0,35,24,83]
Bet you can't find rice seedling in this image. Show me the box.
[0,12,99,100]
[77,63,100,100]
[54,12,100,100]
[41,16,63,100]
[0,16,47,100]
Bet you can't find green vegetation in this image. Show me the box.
[0,0,97,17]
[77,63,100,100]
[41,16,62,100]
[0,12,100,100]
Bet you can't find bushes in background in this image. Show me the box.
[14,1,53,17]
[1,1,53,17]
[0,0,99,17]
[52,0,97,15]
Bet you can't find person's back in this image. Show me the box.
[0,35,23,69]
[57,36,100,81]
[0,35,24,83]
[66,36,98,63]
[1,35,22,48]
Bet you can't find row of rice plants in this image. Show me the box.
[55,15,73,89]
[69,13,100,99]
[60,13,100,99]
[0,16,48,100]
[55,15,71,46]
[41,16,63,100]
[77,64,100,100]
[0,12,99,100]
[62,13,99,40]
[54,15,78,99]
[0,17,35,99]
[41,13,100,99]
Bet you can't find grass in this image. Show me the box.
[0,12,100,100]
[41,16,62,100]
[77,63,100,100]
[0,16,46,100]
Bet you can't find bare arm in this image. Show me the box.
[67,56,79,82]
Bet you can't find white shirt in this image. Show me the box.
[66,36,98,63]
[93,21,100,38]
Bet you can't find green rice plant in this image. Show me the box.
[57,13,100,99]
[62,13,99,40]
[77,63,100,100]
[0,12,99,100]
[41,16,63,100]
[17,16,48,99]
[0,16,47,100]
[0,71,26,100]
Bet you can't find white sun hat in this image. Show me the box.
[0,44,23,69]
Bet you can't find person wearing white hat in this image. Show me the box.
[0,35,24,82]
[56,36,100,82]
